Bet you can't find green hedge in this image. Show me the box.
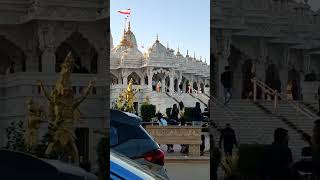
[166,108,172,118]
[238,144,267,180]
[183,107,194,122]
[140,104,156,122]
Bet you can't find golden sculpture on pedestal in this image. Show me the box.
[116,78,139,113]
[24,97,46,151]
[37,52,95,164]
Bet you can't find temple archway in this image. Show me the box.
[128,72,141,85]
[165,77,170,92]
[200,83,205,93]
[185,80,190,93]
[265,64,281,93]
[287,68,301,100]
[241,59,254,99]
[144,74,148,85]
[0,36,26,74]
[193,82,198,91]
[111,73,118,85]
[174,79,178,92]
[55,32,98,74]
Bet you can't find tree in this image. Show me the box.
[4,120,27,152]
[97,135,108,180]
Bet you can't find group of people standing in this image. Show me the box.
[157,101,206,154]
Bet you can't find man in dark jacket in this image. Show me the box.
[262,128,293,180]
[192,102,203,127]
[221,66,233,105]
[219,123,238,156]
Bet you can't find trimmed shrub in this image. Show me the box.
[166,108,172,118]
[183,107,194,122]
[238,144,267,180]
[140,104,156,122]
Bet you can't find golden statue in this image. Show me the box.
[118,78,139,113]
[37,52,95,164]
[24,97,46,150]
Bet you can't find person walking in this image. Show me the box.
[192,102,204,127]
[221,66,233,105]
[219,123,238,156]
[262,128,293,180]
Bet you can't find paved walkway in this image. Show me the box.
[165,162,210,180]
[160,133,210,180]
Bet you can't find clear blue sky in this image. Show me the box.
[110,0,210,64]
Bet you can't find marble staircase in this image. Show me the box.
[212,99,310,161]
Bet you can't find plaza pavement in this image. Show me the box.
[161,133,211,180]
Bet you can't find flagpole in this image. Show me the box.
[124,17,127,31]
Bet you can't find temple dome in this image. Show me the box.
[147,37,168,58]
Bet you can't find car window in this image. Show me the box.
[111,122,150,145]
[110,126,118,146]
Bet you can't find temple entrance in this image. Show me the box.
[152,73,165,92]
[165,77,170,92]
[241,59,254,99]
[186,80,190,93]
[111,73,118,85]
[174,79,178,92]
[193,82,198,91]
[287,68,301,100]
[0,37,26,74]
[200,83,204,93]
[265,64,281,92]
[127,72,141,85]
[56,32,98,74]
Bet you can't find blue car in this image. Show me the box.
[110,150,167,180]
[110,110,170,179]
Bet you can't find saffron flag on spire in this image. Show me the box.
[118,9,131,15]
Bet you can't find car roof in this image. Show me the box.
[111,109,142,126]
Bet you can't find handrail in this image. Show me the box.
[252,78,318,120]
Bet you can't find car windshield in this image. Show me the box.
[111,150,167,180]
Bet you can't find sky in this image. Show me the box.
[110,0,210,64]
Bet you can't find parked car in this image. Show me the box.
[111,149,167,180]
[110,109,170,179]
[0,149,97,180]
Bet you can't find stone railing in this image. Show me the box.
[145,125,202,156]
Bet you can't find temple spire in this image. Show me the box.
[128,21,131,31]
[156,34,159,43]
[186,49,189,57]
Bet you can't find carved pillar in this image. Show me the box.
[303,53,311,74]
[38,23,56,73]
[123,77,128,85]
[161,79,165,93]
[169,70,175,93]
[169,76,174,93]
[148,68,153,90]
[122,69,128,85]
[212,29,232,99]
